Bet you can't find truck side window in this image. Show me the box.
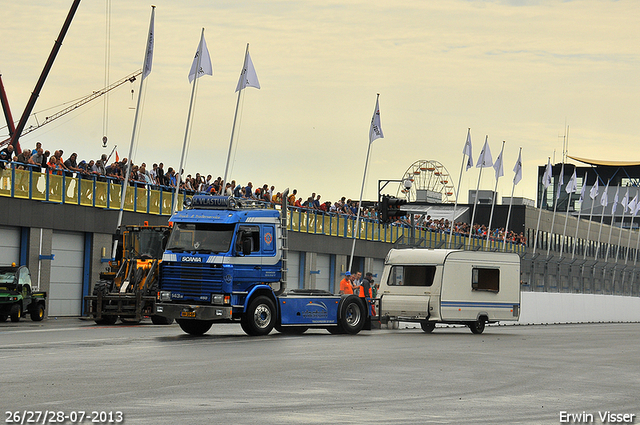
[388,266,435,286]
[236,226,260,253]
[472,268,500,292]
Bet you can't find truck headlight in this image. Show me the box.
[212,294,230,305]
[159,291,172,301]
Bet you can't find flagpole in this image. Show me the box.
[502,147,519,251]
[546,163,564,258]
[533,157,551,256]
[448,128,471,249]
[116,5,155,244]
[571,172,587,260]
[594,181,609,260]
[583,180,598,261]
[560,170,577,259]
[605,184,619,263]
[349,94,381,272]
[485,140,505,250]
[615,187,628,263]
[468,135,488,249]
[173,28,205,215]
[624,189,638,265]
[222,43,250,188]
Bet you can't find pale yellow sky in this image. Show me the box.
[1,0,639,205]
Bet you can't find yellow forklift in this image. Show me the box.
[84,222,172,325]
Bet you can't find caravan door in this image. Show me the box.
[379,265,438,320]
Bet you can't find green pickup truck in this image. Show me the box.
[0,265,47,322]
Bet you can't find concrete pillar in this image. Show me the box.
[91,233,113,293]
[28,228,53,314]
[363,257,375,275]
[305,252,317,289]
[335,254,349,280]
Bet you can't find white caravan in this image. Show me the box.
[378,249,521,334]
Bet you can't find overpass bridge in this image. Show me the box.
[0,164,638,320]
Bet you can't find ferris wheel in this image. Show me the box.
[397,160,456,203]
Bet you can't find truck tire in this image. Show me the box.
[151,315,174,325]
[275,324,308,334]
[177,319,213,336]
[469,318,486,334]
[420,320,436,333]
[338,296,365,335]
[243,296,276,336]
[95,316,118,325]
[10,304,21,322]
[30,304,45,321]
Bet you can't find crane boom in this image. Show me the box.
[1,69,142,148]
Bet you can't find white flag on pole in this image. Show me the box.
[600,183,609,207]
[555,164,564,200]
[630,193,639,216]
[565,170,577,194]
[542,158,552,189]
[622,187,629,211]
[463,129,473,171]
[142,7,155,79]
[611,185,619,215]
[188,33,213,83]
[493,146,504,179]
[578,173,587,203]
[476,137,493,168]
[513,149,522,185]
[235,50,261,92]
[369,96,384,143]
[589,179,599,200]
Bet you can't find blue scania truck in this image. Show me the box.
[153,191,370,336]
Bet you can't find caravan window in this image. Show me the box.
[388,266,436,286]
[472,267,500,292]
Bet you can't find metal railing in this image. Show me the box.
[0,162,524,254]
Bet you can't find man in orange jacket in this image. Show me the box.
[339,272,354,295]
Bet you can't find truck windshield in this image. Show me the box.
[166,223,235,254]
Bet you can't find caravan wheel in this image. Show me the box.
[469,318,486,334]
[420,321,436,333]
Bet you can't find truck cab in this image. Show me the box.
[155,195,369,336]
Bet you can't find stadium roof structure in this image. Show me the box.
[568,155,640,167]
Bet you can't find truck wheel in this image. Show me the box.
[275,324,308,334]
[151,315,174,325]
[10,304,21,322]
[339,296,365,335]
[420,320,436,333]
[177,319,213,336]
[95,316,118,325]
[243,296,276,336]
[469,318,486,334]
[30,304,45,321]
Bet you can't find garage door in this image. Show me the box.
[315,253,330,292]
[0,226,20,265]
[287,251,300,289]
[49,231,85,316]
[371,259,385,284]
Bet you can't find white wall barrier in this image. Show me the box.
[517,292,640,325]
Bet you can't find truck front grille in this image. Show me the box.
[160,263,223,299]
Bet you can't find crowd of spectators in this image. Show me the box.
[0,142,526,246]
